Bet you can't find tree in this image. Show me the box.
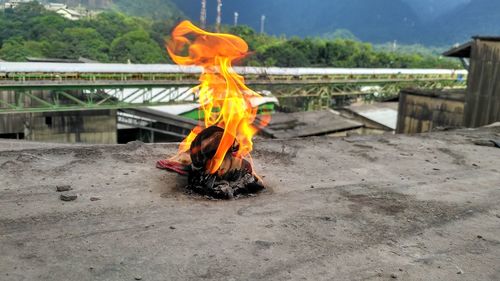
[84,12,146,42]
[28,14,70,42]
[110,30,166,63]
[259,43,309,67]
[58,28,109,61]
[0,37,44,61]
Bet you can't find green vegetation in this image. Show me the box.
[227,26,461,69]
[0,2,174,63]
[113,0,184,21]
[0,2,461,69]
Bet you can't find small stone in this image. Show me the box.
[391,273,398,279]
[60,194,77,201]
[432,168,440,171]
[123,173,129,175]
[472,163,479,167]
[90,197,101,201]
[169,226,176,230]
[310,185,315,189]
[457,271,462,275]
[399,268,403,272]
[56,185,72,192]
[134,276,142,280]
[477,235,483,239]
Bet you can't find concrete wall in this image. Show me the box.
[396,89,465,134]
[0,114,26,135]
[26,110,117,144]
[1,89,117,144]
[0,90,27,136]
[465,40,500,127]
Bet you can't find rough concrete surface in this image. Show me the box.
[1,128,500,281]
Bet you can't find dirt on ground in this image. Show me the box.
[0,127,499,281]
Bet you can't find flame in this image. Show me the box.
[167,20,269,174]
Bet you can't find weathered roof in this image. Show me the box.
[56,7,82,17]
[0,61,467,76]
[1,127,500,280]
[443,41,472,58]
[400,88,466,102]
[259,110,363,139]
[472,36,500,41]
[344,102,399,130]
[443,36,500,58]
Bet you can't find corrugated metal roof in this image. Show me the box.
[259,110,363,139]
[443,42,472,58]
[345,103,399,130]
[0,62,468,76]
[443,36,500,58]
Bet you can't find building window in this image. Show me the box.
[45,116,53,128]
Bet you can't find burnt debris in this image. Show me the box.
[187,126,264,199]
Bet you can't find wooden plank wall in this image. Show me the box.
[396,91,465,134]
[465,40,500,127]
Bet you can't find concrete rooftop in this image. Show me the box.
[1,127,500,280]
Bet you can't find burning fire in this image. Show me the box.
[167,20,270,175]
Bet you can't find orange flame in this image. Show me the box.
[167,20,269,174]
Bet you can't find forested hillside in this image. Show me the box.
[0,2,171,63]
[0,2,461,68]
[45,0,499,45]
[112,0,184,21]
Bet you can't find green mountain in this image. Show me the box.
[402,0,470,21]
[173,0,421,43]
[50,0,499,46]
[430,0,500,44]
[172,0,499,45]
